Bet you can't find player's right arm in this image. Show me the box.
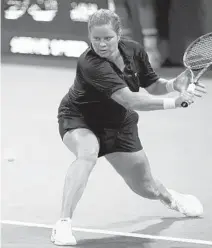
[111,87,194,111]
[80,57,193,111]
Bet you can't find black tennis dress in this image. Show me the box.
[57,38,159,157]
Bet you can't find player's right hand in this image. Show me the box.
[175,91,194,108]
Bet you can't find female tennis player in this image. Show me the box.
[51,9,206,246]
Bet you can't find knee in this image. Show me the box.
[63,129,100,163]
[80,139,99,157]
[66,152,98,181]
[78,153,98,167]
[76,146,99,171]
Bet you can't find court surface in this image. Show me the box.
[1,62,212,248]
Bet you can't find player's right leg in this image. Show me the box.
[51,128,100,246]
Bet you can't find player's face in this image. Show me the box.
[89,24,120,59]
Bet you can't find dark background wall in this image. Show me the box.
[1,0,212,66]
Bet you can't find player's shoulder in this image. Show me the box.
[77,46,105,72]
[119,37,145,56]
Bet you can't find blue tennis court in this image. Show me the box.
[1,64,212,247]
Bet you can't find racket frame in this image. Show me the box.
[181,33,212,108]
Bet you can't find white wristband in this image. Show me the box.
[166,79,175,93]
[163,99,176,109]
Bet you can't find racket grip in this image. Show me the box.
[181,101,189,108]
[181,84,195,108]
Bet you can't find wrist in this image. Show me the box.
[163,98,176,109]
[166,79,176,93]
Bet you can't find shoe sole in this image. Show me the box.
[51,235,77,246]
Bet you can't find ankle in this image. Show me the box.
[158,193,173,205]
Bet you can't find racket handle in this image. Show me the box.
[181,101,189,108]
[181,83,196,108]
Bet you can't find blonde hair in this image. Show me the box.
[88,9,122,35]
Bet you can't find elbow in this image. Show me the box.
[119,99,132,109]
[126,100,135,109]
[111,89,136,109]
[125,98,138,110]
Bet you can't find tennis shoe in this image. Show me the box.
[162,189,203,217]
[51,218,77,246]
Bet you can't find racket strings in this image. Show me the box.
[185,33,212,70]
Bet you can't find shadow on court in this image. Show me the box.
[2,217,207,248]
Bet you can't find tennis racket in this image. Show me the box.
[181,32,212,107]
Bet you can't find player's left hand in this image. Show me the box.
[174,69,207,97]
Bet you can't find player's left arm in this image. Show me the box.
[146,70,206,96]
[136,44,206,96]
[145,78,176,95]
[136,46,174,95]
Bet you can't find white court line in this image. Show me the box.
[1,220,212,246]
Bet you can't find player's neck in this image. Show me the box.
[109,48,122,63]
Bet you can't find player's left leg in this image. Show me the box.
[105,150,172,202]
[105,150,203,217]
